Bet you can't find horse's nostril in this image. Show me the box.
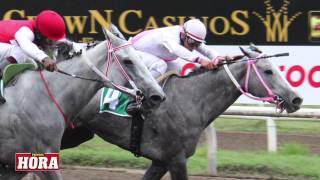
[292,97,303,106]
[150,95,163,103]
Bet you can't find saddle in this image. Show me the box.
[0,63,36,99]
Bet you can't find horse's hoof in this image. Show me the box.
[0,96,6,104]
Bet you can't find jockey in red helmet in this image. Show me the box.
[36,10,66,41]
[0,10,67,73]
[0,10,67,103]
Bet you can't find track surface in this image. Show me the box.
[23,131,319,180]
[60,167,261,180]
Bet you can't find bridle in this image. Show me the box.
[58,40,144,100]
[223,54,285,112]
[41,39,144,128]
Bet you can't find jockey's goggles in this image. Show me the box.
[186,36,201,48]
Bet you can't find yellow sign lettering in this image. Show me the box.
[163,16,176,26]
[89,10,112,34]
[231,10,249,35]
[65,16,88,34]
[209,16,230,35]
[3,10,25,20]
[145,16,159,30]
[177,16,187,25]
[119,10,142,35]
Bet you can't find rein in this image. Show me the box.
[56,41,142,98]
[39,71,75,129]
[57,69,103,82]
[219,53,289,66]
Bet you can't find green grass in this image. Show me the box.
[279,143,311,156]
[213,117,320,134]
[61,137,150,169]
[61,137,320,179]
[215,150,320,179]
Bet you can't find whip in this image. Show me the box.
[219,52,289,66]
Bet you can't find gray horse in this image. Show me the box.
[0,29,165,180]
[61,45,302,180]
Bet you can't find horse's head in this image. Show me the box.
[238,45,302,113]
[103,29,166,107]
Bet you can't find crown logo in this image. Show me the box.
[253,0,302,42]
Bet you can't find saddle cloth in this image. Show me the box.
[99,61,198,117]
[99,87,132,117]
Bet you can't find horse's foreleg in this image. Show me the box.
[167,152,188,180]
[0,167,27,180]
[36,170,62,180]
[142,160,167,180]
[61,126,94,150]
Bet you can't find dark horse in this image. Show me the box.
[62,45,302,180]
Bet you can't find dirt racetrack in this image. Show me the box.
[57,132,318,180]
[23,131,319,180]
[60,166,261,180]
[23,166,262,180]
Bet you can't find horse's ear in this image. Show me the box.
[239,46,248,56]
[102,27,111,41]
[249,42,262,53]
[249,42,255,47]
[102,26,127,47]
[110,24,126,40]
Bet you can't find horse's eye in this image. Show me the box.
[265,70,273,75]
[123,59,133,65]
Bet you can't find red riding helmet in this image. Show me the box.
[36,10,66,41]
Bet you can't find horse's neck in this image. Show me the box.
[38,42,108,119]
[166,62,246,128]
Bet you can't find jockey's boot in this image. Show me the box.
[0,94,6,104]
[126,101,142,115]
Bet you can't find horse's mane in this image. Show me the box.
[57,41,100,60]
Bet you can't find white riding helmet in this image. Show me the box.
[183,19,207,42]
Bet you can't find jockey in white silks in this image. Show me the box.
[131,19,228,78]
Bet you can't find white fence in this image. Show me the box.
[206,106,320,176]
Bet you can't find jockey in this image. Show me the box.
[131,19,229,78]
[0,10,70,103]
